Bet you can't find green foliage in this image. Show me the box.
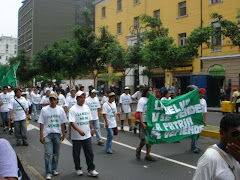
[100,72,121,82]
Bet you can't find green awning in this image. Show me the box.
[208,64,226,76]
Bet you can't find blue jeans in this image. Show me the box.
[1,112,10,123]
[106,128,114,153]
[72,138,95,171]
[32,103,40,120]
[191,135,199,151]
[91,120,102,142]
[14,120,27,143]
[44,133,61,176]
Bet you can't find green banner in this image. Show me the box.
[146,88,204,145]
[0,66,7,83]
[1,62,20,88]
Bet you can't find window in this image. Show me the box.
[0,56,1,59]
[179,33,186,46]
[102,7,106,18]
[211,22,222,46]
[15,44,17,49]
[179,1,186,17]
[154,10,160,20]
[14,51,17,54]
[117,0,122,11]
[6,56,8,60]
[134,0,140,4]
[117,23,122,34]
[6,44,8,49]
[210,0,222,5]
[134,16,139,28]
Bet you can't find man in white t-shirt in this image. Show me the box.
[40,90,51,107]
[120,87,133,131]
[45,84,53,93]
[56,88,66,107]
[85,89,104,146]
[7,86,15,100]
[193,113,240,180]
[191,88,207,154]
[69,91,99,177]
[32,88,41,121]
[0,86,12,134]
[0,138,18,179]
[9,89,29,146]
[38,93,68,180]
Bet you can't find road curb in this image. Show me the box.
[201,129,220,139]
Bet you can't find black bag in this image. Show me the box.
[17,156,30,180]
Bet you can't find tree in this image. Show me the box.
[210,10,240,47]
[8,49,35,85]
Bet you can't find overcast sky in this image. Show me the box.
[0,0,23,37]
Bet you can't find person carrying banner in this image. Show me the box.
[161,90,171,101]
[193,113,240,179]
[69,91,99,177]
[38,93,68,180]
[9,89,29,146]
[230,88,240,113]
[135,86,156,161]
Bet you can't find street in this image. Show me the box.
[0,112,221,180]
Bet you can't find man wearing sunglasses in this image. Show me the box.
[193,113,240,180]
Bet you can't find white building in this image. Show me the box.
[0,36,18,65]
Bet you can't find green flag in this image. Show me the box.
[0,66,7,83]
[1,62,20,88]
[146,88,204,145]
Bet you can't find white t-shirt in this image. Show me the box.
[200,98,207,113]
[9,97,28,121]
[0,139,18,178]
[65,96,77,108]
[69,104,92,140]
[31,92,41,104]
[8,91,15,99]
[85,92,90,98]
[40,96,50,105]
[85,97,101,120]
[45,87,53,93]
[38,105,68,137]
[102,101,117,128]
[0,93,11,112]
[120,93,132,113]
[132,91,142,100]
[26,91,32,103]
[161,97,172,101]
[57,94,66,107]
[101,96,109,105]
[193,144,240,180]
[66,92,71,98]
[136,97,148,122]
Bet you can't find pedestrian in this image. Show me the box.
[40,90,51,107]
[132,84,145,134]
[193,113,240,179]
[38,93,68,180]
[102,92,119,154]
[9,89,29,146]
[120,87,133,131]
[7,86,15,100]
[45,84,53,93]
[86,85,94,98]
[97,85,102,96]
[69,91,99,177]
[191,88,207,154]
[136,86,156,161]
[170,83,175,96]
[21,92,32,115]
[56,88,66,107]
[0,86,12,134]
[85,89,104,146]
[64,89,77,138]
[101,91,109,107]
[26,86,33,120]
[161,90,171,100]
[79,86,85,92]
[230,88,240,113]
[32,87,41,121]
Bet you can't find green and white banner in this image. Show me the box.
[146,88,204,145]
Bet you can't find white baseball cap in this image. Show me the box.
[76,91,85,98]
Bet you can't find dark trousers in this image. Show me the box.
[236,103,240,113]
[72,138,95,171]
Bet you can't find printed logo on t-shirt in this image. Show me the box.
[47,115,61,128]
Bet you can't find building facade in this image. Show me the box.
[0,36,18,64]
[18,0,95,57]
[93,0,240,93]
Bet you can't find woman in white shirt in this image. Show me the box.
[32,88,41,121]
[161,90,171,101]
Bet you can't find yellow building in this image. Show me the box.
[93,0,240,93]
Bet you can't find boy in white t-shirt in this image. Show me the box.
[56,88,66,107]
[69,91,99,177]
[85,89,104,146]
[40,90,51,107]
[38,93,68,180]
[120,87,133,131]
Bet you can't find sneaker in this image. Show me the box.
[121,126,124,131]
[9,129,13,135]
[134,127,137,134]
[3,128,6,133]
[23,141,29,146]
[76,169,83,176]
[88,170,99,177]
[129,126,134,131]
[106,151,113,154]
[46,175,51,180]
[98,141,104,146]
[193,149,200,154]
[16,141,21,146]
[52,170,59,176]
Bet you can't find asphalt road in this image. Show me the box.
[1,118,219,180]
